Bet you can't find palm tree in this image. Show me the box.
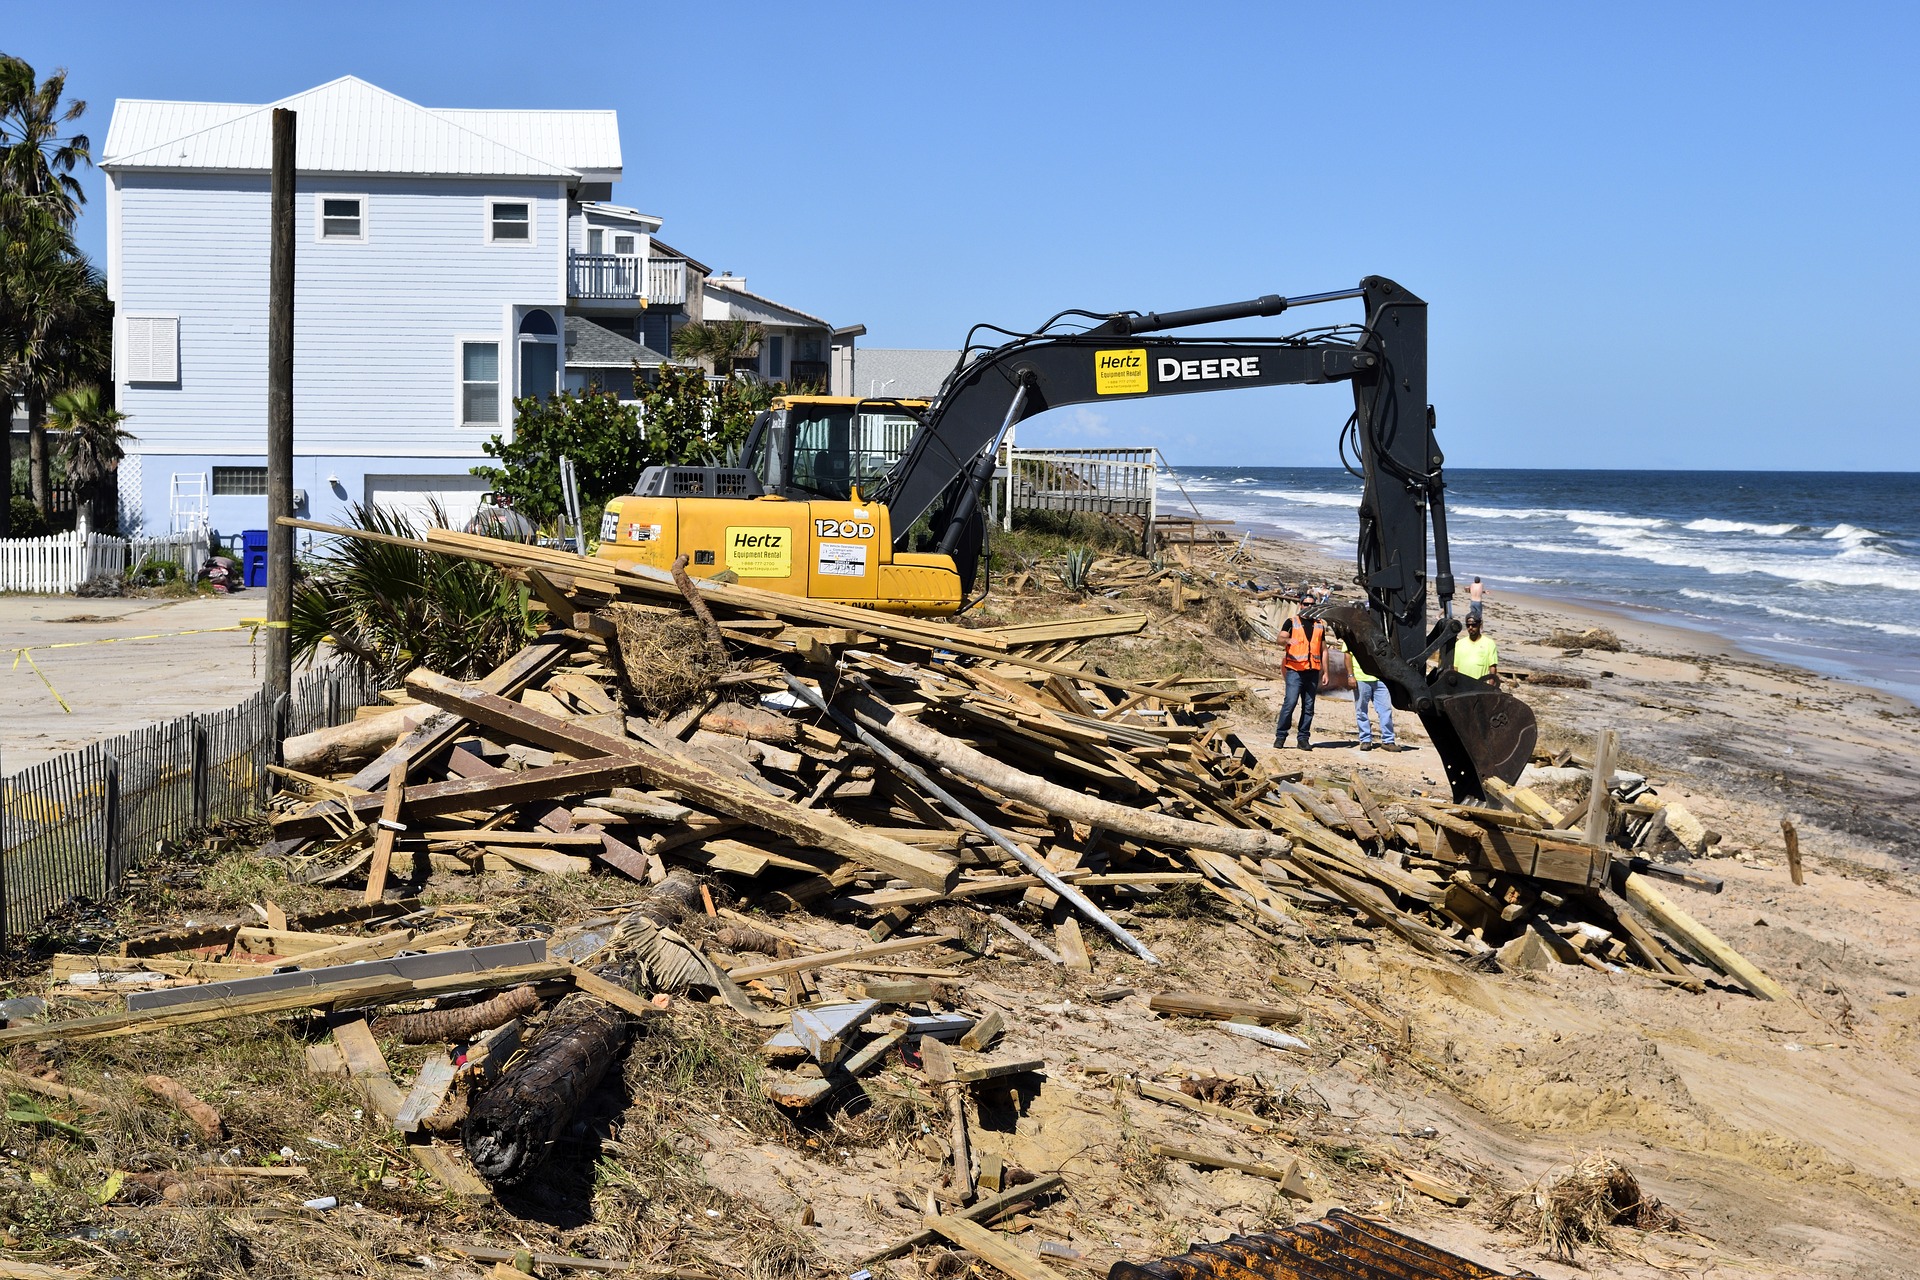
[0,55,91,225]
[0,55,98,534]
[47,384,129,535]
[0,210,109,521]
[671,319,764,378]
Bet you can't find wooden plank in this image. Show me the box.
[407,1141,492,1201]
[272,757,672,840]
[952,1056,1045,1084]
[926,1215,1073,1280]
[395,1051,457,1133]
[426,829,606,846]
[1585,728,1618,849]
[1620,872,1787,1001]
[0,961,565,1046]
[404,670,960,892]
[861,1175,1066,1265]
[1053,919,1092,973]
[1782,817,1804,886]
[1151,1143,1310,1199]
[1148,992,1302,1027]
[725,935,956,981]
[364,761,406,905]
[567,964,661,1019]
[1133,1078,1289,1136]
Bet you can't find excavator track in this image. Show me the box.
[1107,1210,1542,1280]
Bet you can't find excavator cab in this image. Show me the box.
[597,394,965,616]
[741,397,927,502]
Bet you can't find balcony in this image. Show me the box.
[568,254,688,306]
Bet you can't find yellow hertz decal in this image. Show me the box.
[1094,348,1149,395]
[724,526,792,577]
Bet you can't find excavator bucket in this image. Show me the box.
[1108,1208,1544,1280]
[1421,678,1538,802]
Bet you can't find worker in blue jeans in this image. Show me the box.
[1343,639,1395,751]
[1273,613,1326,749]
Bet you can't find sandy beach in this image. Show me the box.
[1157,533,1920,1276]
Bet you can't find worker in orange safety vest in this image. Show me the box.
[1273,610,1327,750]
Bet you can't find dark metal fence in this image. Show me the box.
[0,663,382,948]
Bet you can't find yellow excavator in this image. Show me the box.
[597,278,1536,798]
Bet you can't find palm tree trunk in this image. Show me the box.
[27,388,48,516]
[0,390,12,538]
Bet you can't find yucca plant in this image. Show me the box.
[289,502,533,686]
[1057,546,1097,594]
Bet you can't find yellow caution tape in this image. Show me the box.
[4,619,293,714]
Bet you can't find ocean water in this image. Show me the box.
[1159,467,1920,705]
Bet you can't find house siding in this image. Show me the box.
[114,171,563,458]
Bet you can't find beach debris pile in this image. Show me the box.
[0,525,1768,1273]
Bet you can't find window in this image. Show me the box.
[461,341,500,425]
[123,315,180,383]
[211,466,268,496]
[518,311,559,403]
[587,228,604,254]
[488,200,531,243]
[767,335,785,379]
[317,195,365,241]
[613,233,635,255]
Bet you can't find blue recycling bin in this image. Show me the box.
[242,529,269,588]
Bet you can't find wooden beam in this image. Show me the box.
[1620,871,1786,1001]
[926,1215,1072,1280]
[272,758,669,841]
[404,670,960,892]
[725,935,958,982]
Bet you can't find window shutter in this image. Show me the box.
[149,317,179,382]
[124,316,179,383]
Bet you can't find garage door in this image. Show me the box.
[364,473,494,533]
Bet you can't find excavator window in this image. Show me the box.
[746,404,923,502]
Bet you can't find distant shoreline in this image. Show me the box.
[1222,520,1917,713]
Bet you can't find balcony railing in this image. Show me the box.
[568,253,689,306]
[646,258,687,305]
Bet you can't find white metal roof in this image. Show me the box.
[579,200,662,230]
[101,75,614,180]
[434,109,621,178]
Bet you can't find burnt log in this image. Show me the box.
[462,989,635,1185]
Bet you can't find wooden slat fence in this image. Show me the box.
[0,662,381,947]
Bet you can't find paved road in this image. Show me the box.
[0,592,272,775]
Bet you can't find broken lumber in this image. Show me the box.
[404,670,960,892]
[1148,991,1302,1027]
[1150,1143,1311,1199]
[1619,871,1788,1001]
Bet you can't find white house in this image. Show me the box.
[100,75,679,536]
[701,274,861,392]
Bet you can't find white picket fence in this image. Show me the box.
[0,531,209,594]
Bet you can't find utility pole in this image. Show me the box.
[265,108,295,707]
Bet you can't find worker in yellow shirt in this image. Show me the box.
[1452,613,1501,688]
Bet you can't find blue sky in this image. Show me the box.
[8,1,1918,469]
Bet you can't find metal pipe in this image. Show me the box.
[782,673,1160,964]
[1114,286,1367,335]
[935,381,1028,557]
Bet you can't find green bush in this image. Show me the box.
[8,496,49,537]
[290,502,533,685]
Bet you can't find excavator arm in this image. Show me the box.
[877,277,1535,799]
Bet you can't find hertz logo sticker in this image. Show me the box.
[725,526,791,577]
[1094,348,1148,395]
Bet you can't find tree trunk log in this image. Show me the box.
[852,698,1292,861]
[375,984,543,1044]
[283,703,440,770]
[462,989,634,1186]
